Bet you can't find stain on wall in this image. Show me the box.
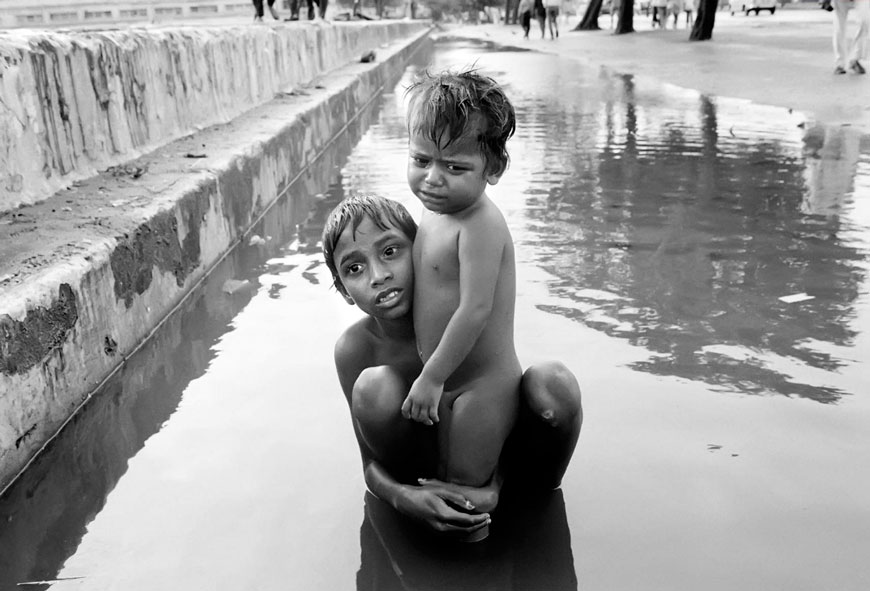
[0,283,78,375]
[109,191,207,308]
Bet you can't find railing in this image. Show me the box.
[0,1,296,28]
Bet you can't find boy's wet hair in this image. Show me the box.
[405,69,516,177]
[321,194,418,293]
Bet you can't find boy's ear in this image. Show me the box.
[336,283,355,305]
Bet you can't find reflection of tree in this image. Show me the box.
[525,75,865,402]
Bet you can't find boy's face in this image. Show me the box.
[332,216,414,320]
[407,129,502,215]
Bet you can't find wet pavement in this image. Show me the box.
[2,23,870,591]
[451,7,870,133]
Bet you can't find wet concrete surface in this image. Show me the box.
[2,24,870,591]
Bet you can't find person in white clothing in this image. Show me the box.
[832,0,869,74]
[545,0,561,39]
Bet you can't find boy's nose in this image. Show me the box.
[370,263,392,284]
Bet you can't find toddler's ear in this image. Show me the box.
[487,162,506,186]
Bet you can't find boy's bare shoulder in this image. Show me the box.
[334,317,379,366]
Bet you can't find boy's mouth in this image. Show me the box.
[375,288,402,306]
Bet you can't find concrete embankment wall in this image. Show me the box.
[0,21,431,492]
[0,20,422,212]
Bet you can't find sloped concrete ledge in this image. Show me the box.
[0,25,433,493]
[0,20,426,212]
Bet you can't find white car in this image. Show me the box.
[730,0,778,14]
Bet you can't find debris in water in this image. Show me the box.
[222,279,253,295]
[778,293,815,304]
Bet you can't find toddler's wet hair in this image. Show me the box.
[321,194,417,293]
[405,69,516,176]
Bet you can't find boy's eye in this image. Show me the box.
[446,163,466,173]
[411,156,429,166]
[383,245,398,257]
[343,263,363,276]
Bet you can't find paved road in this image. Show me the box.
[450,6,870,133]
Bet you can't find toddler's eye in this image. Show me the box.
[384,245,398,257]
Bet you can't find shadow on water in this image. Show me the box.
[523,72,870,403]
[0,39,434,589]
[359,489,576,591]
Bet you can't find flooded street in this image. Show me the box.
[2,38,869,590]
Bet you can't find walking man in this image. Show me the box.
[832,0,869,74]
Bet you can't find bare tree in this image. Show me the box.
[689,0,718,40]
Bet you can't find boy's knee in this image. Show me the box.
[352,366,406,423]
[522,361,582,427]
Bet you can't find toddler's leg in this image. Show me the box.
[353,366,435,480]
[440,377,520,489]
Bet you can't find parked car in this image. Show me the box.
[729,0,777,14]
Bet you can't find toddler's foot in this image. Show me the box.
[850,60,866,74]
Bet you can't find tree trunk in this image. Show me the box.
[615,0,635,34]
[689,0,717,40]
[574,0,604,30]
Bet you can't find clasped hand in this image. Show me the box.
[401,373,443,425]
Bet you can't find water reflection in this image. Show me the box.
[359,490,576,591]
[519,72,868,402]
[0,62,400,587]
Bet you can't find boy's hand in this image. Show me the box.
[401,374,443,425]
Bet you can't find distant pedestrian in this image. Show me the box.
[253,0,279,21]
[534,0,547,38]
[306,0,328,19]
[545,0,560,38]
[518,0,533,37]
[651,0,667,27]
[667,0,683,27]
[609,0,621,28]
[831,0,869,74]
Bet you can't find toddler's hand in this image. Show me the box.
[402,374,443,425]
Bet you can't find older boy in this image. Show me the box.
[323,195,582,538]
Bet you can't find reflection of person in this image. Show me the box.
[831,0,869,74]
[322,195,582,540]
[359,488,578,590]
[801,124,861,216]
[518,0,533,38]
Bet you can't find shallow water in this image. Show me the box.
[2,39,870,591]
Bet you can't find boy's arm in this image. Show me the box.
[334,334,489,532]
[405,217,504,423]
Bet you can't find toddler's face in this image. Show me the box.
[332,216,414,321]
[407,130,501,215]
